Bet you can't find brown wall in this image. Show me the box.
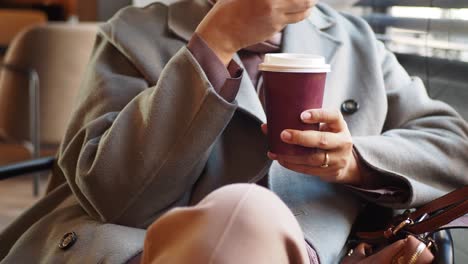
[77,0,131,21]
[98,0,131,21]
[77,0,97,21]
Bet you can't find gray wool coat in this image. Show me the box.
[1,1,467,263]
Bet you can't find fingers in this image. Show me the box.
[301,109,346,132]
[281,0,315,24]
[276,160,343,182]
[284,9,312,24]
[281,129,352,150]
[268,150,329,167]
[261,124,268,135]
[282,0,316,14]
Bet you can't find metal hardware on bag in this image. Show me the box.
[352,187,467,264]
[392,218,414,236]
[421,236,436,254]
[383,211,414,238]
[426,239,433,250]
[415,213,431,240]
[414,213,429,224]
[408,241,427,264]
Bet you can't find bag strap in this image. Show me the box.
[357,186,468,241]
[408,186,468,221]
[407,200,468,234]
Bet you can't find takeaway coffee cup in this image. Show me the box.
[259,54,331,156]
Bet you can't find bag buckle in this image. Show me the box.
[385,218,414,238]
[392,218,414,235]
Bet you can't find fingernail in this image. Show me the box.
[281,131,292,141]
[267,152,277,159]
[301,112,312,120]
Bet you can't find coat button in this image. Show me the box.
[59,232,77,250]
[341,100,359,114]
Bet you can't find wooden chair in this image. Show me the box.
[0,23,97,194]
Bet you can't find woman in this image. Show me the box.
[1,0,467,263]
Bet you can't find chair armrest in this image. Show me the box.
[0,156,55,181]
[0,63,42,194]
[0,63,40,155]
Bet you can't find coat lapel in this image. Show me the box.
[232,54,267,123]
[283,6,343,64]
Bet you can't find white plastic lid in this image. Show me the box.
[259,53,331,73]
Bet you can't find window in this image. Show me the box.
[356,1,468,62]
[353,1,468,119]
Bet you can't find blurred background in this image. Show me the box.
[0,0,467,236]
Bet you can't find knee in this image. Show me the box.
[203,184,281,212]
[201,184,296,229]
[198,184,308,263]
[142,184,307,264]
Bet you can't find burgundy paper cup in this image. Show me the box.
[259,54,330,156]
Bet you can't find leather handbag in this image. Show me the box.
[341,186,468,264]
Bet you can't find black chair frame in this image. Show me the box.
[0,156,55,181]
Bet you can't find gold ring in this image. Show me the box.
[320,152,329,168]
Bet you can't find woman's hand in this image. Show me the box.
[262,109,363,185]
[196,0,317,65]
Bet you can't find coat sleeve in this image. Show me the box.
[58,33,239,228]
[352,40,468,209]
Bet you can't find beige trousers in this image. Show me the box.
[141,184,311,264]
